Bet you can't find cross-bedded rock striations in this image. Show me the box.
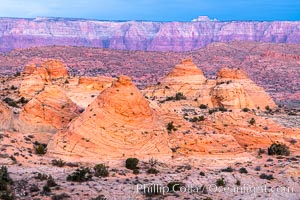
[47,75,172,160]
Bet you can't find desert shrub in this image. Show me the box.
[147,168,159,174]
[18,97,29,104]
[91,194,107,200]
[221,166,234,172]
[29,184,40,193]
[190,116,205,122]
[0,166,14,200]
[35,144,47,155]
[125,158,139,170]
[10,85,17,90]
[236,180,241,186]
[290,138,297,145]
[259,173,274,180]
[239,167,248,174]
[51,193,71,200]
[249,118,256,125]
[51,159,66,167]
[254,166,261,171]
[199,104,208,109]
[268,143,290,156]
[46,176,57,187]
[199,171,205,176]
[258,148,266,155]
[265,105,271,111]
[175,92,186,101]
[43,185,51,193]
[167,121,177,132]
[142,184,163,197]
[66,167,92,182]
[133,169,139,175]
[35,173,49,181]
[208,109,218,115]
[14,72,21,77]
[242,108,250,112]
[218,107,227,112]
[167,181,184,192]
[200,185,208,194]
[216,178,226,186]
[94,164,109,177]
[3,97,19,108]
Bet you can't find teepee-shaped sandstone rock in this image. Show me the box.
[212,67,276,109]
[19,85,80,133]
[47,75,171,160]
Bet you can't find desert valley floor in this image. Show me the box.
[0,42,299,200]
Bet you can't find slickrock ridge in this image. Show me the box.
[22,63,37,75]
[144,60,276,109]
[212,67,277,109]
[41,60,68,79]
[47,75,171,160]
[0,102,13,130]
[144,58,214,105]
[19,59,68,98]
[0,18,299,52]
[18,85,80,133]
[78,76,114,90]
[216,67,248,79]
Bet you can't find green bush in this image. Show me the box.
[175,92,186,101]
[259,173,274,180]
[249,118,256,125]
[239,167,248,174]
[167,121,177,132]
[51,193,71,200]
[268,143,290,156]
[218,107,228,112]
[147,168,159,174]
[242,108,250,112]
[221,166,234,172]
[35,144,47,155]
[133,169,140,175]
[125,158,139,170]
[167,181,184,192]
[3,97,19,108]
[216,178,226,186]
[46,176,57,187]
[0,166,14,200]
[51,159,66,167]
[66,167,92,182]
[199,104,208,109]
[91,194,107,200]
[94,164,109,177]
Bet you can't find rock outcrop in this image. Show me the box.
[18,85,80,133]
[212,67,276,109]
[42,60,68,79]
[48,75,171,160]
[0,18,299,52]
[78,76,114,90]
[19,60,68,99]
[144,58,215,106]
[0,102,13,130]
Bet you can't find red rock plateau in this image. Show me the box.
[0,18,299,52]
[0,58,299,199]
[0,41,299,108]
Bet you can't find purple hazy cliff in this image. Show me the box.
[0,17,299,52]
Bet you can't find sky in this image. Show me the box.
[0,0,299,21]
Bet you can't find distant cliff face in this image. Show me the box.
[0,18,299,52]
